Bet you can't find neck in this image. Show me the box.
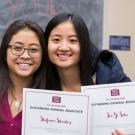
[9,74,32,98]
[57,67,81,92]
[8,73,32,117]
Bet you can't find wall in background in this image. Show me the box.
[0,0,103,49]
[0,0,134,80]
[103,0,135,81]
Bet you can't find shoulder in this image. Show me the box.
[99,50,120,68]
[96,50,131,83]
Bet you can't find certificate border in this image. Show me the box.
[22,90,90,135]
[82,82,135,91]
[81,82,135,135]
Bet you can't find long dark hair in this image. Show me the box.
[0,20,47,100]
[44,12,99,90]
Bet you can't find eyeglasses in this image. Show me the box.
[8,45,42,57]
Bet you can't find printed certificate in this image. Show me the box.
[22,88,90,135]
[81,82,135,135]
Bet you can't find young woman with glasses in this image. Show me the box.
[0,20,47,135]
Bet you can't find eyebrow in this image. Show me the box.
[69,35,78,38]
[13,42,40,47]
[50,34,61,37]
[13,41,23,45]
[50,34,77,38]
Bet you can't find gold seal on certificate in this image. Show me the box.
[22,89,91,135]
[81,82,135,135]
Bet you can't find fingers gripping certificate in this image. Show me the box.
[82,82,135,135]
[22,89,90,135]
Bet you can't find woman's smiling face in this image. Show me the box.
[7,28,42,79]
[48,21,80,70]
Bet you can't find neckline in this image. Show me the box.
[5,93,22,120]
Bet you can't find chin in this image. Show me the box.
[17,72,32,78]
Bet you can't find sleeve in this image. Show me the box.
[110,52,131,82]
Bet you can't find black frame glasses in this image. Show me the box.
[8,45,42,57]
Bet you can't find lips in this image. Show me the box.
[17,63,32,70]
[58,53,71,60]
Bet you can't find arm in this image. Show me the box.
[112,130,128,135]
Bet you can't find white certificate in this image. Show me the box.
[22,88,90,135]
[81,82,135,135]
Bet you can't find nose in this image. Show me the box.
[58,40,70,51]
[20,49,31,58]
